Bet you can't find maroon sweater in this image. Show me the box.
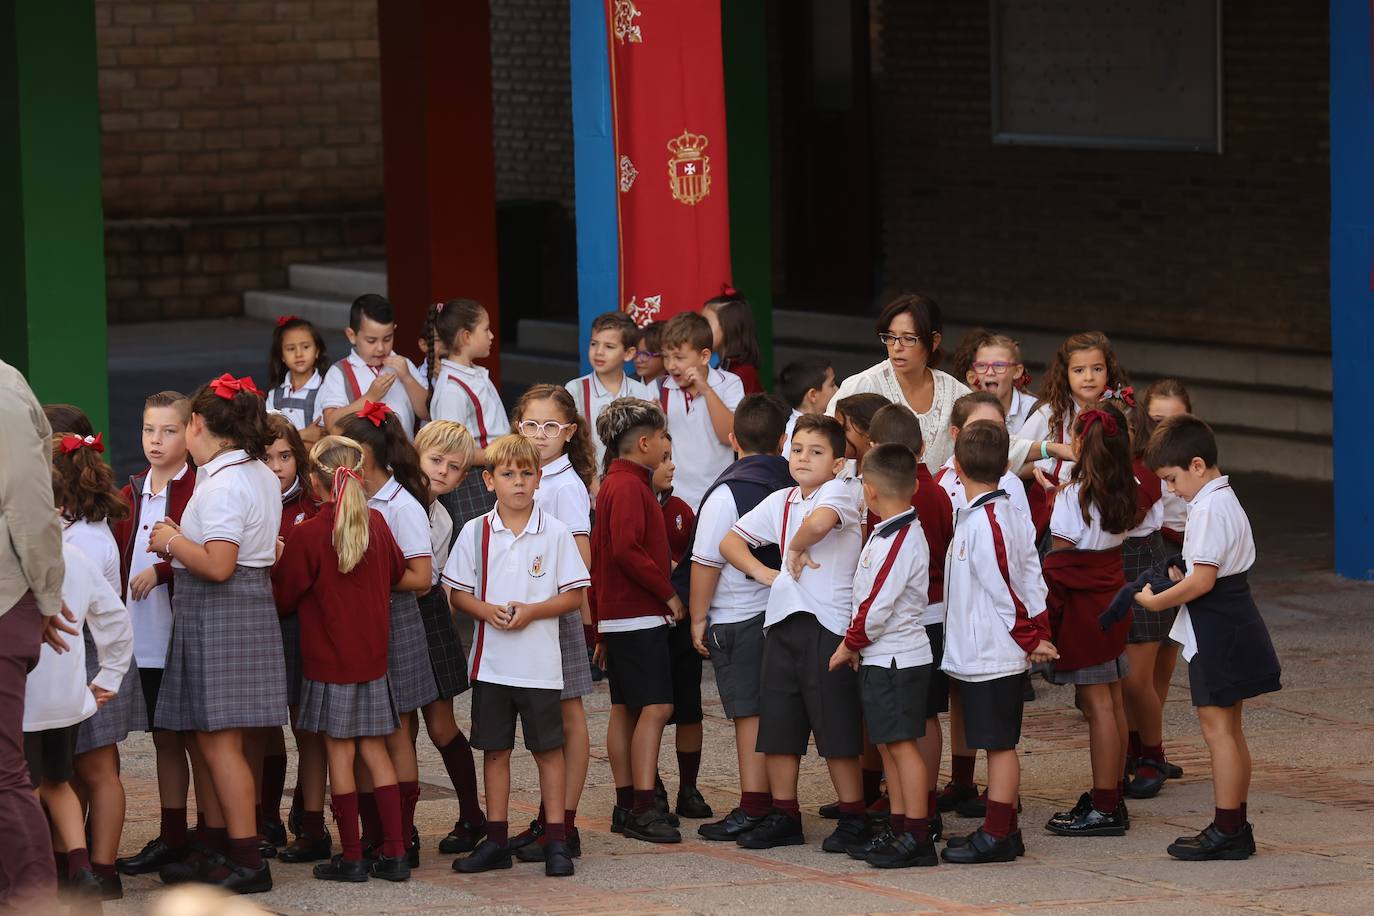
[590,459,676,633]
[280,483,319,543]
[113,463,196,598]
[1043,547,1128,671]
[660,493,695,565]
[272,505,405,683]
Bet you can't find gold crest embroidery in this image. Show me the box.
[619,155,639,192]
[530,555,546,578]
[614,0,642,44]
[675,514,683,531]
[667,130,711,205]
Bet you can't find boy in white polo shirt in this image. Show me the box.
[318,294,430,439]
[444,435,590,879]
[720,414,867,854]
[566,311,653,470]
[657,311,745,509]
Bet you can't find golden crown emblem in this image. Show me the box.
[667,130,711,206]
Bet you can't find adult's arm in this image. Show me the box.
[0,372,65,614]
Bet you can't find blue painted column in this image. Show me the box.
[1330,0,1374,579]
[570,0,617,376]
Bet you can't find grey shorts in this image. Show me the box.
[707,614,765,719]
[756,613,863,759]
[470,681,565,753]
[859,661,931,746]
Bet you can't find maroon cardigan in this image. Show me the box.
[1043,547,1128,671]
[113,463,196,598]
[590,459,676,634]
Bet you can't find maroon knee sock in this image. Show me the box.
[565,809,577,831]
[161,806,188,848]
[615,786,633,810]
[838,800,865,818]
[984,800,1015,839]
[438,733,483,825]
[773,798,800,818]
[1091,787,1119,815]
[1240,801,1248,822]
[1127,730,1142,760]
[302,809,326,839]
[740,791,770,818]
[228,836,262,870]
[486,820,508,847]
[261,753,288,824]
[399,781,420,843]
[1215,807,1244,833]
[951,754,976,787]
[204,826,229,856]
[544,821,567,843]
[92,862,116,878]
[66,848,91,879]
[375,784,405,859]
[861,768,883,805]
[907,816,930,843]
[677,750,702,791]
[632,788,656,815]
[358,792,382,845]
[331,792,362,862]
[53,850,68,877]
[891,814,905,835]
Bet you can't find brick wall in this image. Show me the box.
[876,2,1330,352]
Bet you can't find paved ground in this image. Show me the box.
[95,319,1372,914]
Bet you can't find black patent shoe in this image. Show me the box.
[516,828,582,861]
[1167,823,1255,861]
[215,860,273,894]
[954,791,988,819]
[406,829,420,868]
[1118,799,1131,830]
[1048,792,1093,827]
[454,839,513,873]
[117,837,186,875]
[941,828,1018,864]
[1045,805,1127,837]
[611,805,629,834]
[98,871,124,900]
[63,868,103,901]
[313,855,369,883]
[261,819,288,847]
[158,846,220,885]
[946,829,1025,857]
[438,818,487,854]
[1162,760,1184,779]
[508,818,544,851]
[698,808,765,841]
[868,832,939,869]
[279,833,333,863]
[936,782,979,813]
[736,811,805,849]
[928,813,945,842]
[675,787,714,819]
[258,839,278,859]
[370,854,412,882]
[624,809,682,844]
[1125,760,1168,799]
[822,815,873,853]
[544,839,575,877]
[847,825,895,860]
[818,800,842,819]
[287,798,303,837]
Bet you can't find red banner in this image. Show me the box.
[606,0,732,326]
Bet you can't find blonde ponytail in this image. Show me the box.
[310,435,371,574]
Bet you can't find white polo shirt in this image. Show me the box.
[847,509,931,668]
[533,454,592,537]
[1161,489,1188,536]
[1020,402,1079,483]
[442,507,590,690]
[783,408,801,452]
[1171,476,1255,661]
[62,519,121,595]
[430,358,509,450]
[690,486,769,626]
[934,458,1035,543]
[266,371,324,430]
[1004,387,1036,436]
[1049,481,1127,551]
[318,350,429,441]
[177,449,281,568]
[429,501,453,587]
[367,477,433,562]
[124,464,188,667]
[732,477,863,636]
[659,367,746,510]
[566,372,654,470]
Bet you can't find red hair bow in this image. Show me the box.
[1100,384,1135,407]
[721,283,738,298]
[331,465,363,502]
[276,315,300,327]
[60,433,104,455]
[210,373,263,400]
[358,400,393,427]
[1078,409,1120,437]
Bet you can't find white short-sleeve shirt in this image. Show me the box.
[566,372,654,470]
[318,350,428,441]
[124,463,188,667]
[1005,387,1036,436]
[177,450,282,568]
[442,507,590,689]
[1161,490,1188,535]
[430,358,509,450]
[783,409,801,453]
[660,367,746,510]
[266,371,324,430]
[1171,476,1255,661]
[429,501,453,587]
[691,486,769,626]
[62,519,121,595]
[732,477,863,635]
[1049,482,1128,551]
[367,477,433,561]
[533,454,592,537]
[934,458,1035,543]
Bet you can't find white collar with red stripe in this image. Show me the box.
[371,476,403,502]
[142,461,190,497]
[442,358,489,382]
[1190,475,1231,506]
[346,349,385,376]
[871,507,917,539]
[202,449,253,477]
[541,453,575,480]
[967,489,1009,512]
[487,505,547,537]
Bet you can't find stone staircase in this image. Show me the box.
[245,261,1332,480]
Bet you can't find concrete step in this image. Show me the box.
[288,259,387,299]
[243,288,354,329]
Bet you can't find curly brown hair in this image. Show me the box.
[1067,404,1135,534]
[511,384,597,488]
[1036,331,1130,438]
[51,436,129,524]
[266,414,312,493]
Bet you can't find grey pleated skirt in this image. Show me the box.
[417,587,469,699]
[76,627,146,754]
[155,567,288,732]
[558,609,593,700]
[387,591,440,714]
[1044,651,1131,687]
[297,675,400,738]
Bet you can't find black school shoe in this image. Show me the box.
[676,787,714,819]
[158,846,221,885]
[847,825,895,861]
[279,833,333,863]
[818,800,842,819]
[1047,792,1092,828]
[868,832,939,869]
[1125,760,1168,799]
[454,840,513,873]
[370,854,412,882]
[98,871,124,900]
[1045,805,1127,837]
[1167,823,1256,861]
[544,840,575,877]
[624,810,682,844]
[313,855,369,883]
[260,819,288,847]
[508,818,544,851]
[946,829,1025,857]
[936,782,979,813]
[941,828,1018,864]
[63,868,103,902]
[1162,760,1184,779]
[258,839,278,859]
[117,836,186,875]
[516,828,582,861]
[954,791,988,819]
[928,813,945,842]
[439,817,487,854]
[611,805,629,834]
[215,860,273,894]
[699,808,766,842]
[822,815,874,853]
[736,811,805,849]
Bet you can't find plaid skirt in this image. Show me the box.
[280,614,303,706]
[417,587,469,699]
[156,567,289,732]
[558,609,593,700]
[1124,533,1178,644]
[1044,651,1131,686]
[297,675,399,738]
[388,591,439,714]
[76,627,146,754]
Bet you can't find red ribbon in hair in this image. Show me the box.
[721,283,738,298]
[276,315,299,327]
[60,433,104,455]
[1017,371,1033,390]
[1100,384,1135,407]
[357,400,393,427]
[1078,409,1120,438]
[331,465,363,503]
[210,373,263,400]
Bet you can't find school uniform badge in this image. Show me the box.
[530,555,546,578]
[675,514,684,531]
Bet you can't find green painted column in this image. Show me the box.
[722,0,775,388]
[0,1,109,437]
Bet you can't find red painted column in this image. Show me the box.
[377,0,500,380]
